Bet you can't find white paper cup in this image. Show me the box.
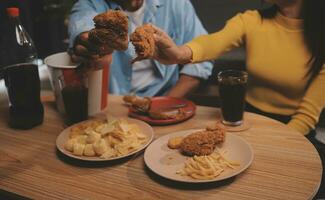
[44,52,108,118]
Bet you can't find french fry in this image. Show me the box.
[177,150,240,180]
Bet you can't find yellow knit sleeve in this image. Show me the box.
[186,10,260,62]
[287,65,325,135]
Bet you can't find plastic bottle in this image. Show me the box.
[1,7,44,129]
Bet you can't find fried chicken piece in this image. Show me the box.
[180,126,226,156]
[168,136,184,149]
[148,108,186,120]
[205,124,226,144]
[130,24,155,63]
[174,109,187,120]
[180,131,217,156]
[89,10,129,52]
[123,95,151,113]
[123,95,187,120]
[123,95,137,104]
[148,110,171,120]
[132,97,151,113]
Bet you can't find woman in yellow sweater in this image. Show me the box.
[152,0,325,197]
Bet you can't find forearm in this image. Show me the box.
[167,74,200,98]
[176,45,193,64]
[185,13,247,63]
[287,115,314,135]
[287,66,325,135]
[68,1,98,48]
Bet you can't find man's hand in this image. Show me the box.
[167,74,200,98]
[70,32,113,69]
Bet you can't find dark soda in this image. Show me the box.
[218,70,248,125]
[4,63,44,129]
[219,82,246,124]
[61,85,88,124]
[1,7,44,129]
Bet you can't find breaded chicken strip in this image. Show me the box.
[168,136,184,149]
[180,126,226,156]
[205,124,226,144]
[149,108,186,120]
[130,24,155,63]
[123,95,186,120]
[89,10,129,52]
[123,95,151,113]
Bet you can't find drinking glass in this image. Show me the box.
[217,70,248,126]
[58,75,88,125]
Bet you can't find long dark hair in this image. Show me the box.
[259,1,325,85]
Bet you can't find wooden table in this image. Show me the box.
[0,95,322,200]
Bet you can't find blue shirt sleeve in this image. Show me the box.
[176,0,213,80]
[68,0,101,48]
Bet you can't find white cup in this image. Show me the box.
[44,52,108,118]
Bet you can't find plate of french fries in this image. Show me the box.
[56,115,154,161]
[144,129,253,183]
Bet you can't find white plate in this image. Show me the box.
[56,118,154,161]
[144,129,254,183]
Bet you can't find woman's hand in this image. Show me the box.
[70,32,113,70]
[151,25,192,65]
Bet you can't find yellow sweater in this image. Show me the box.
[187,10,325,135]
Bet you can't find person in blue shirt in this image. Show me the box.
[68,0,213,97]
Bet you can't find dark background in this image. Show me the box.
[0,0,269,105]
[0,0,266,60]
[0,0,74,60]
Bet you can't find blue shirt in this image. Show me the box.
[68,0,213,96]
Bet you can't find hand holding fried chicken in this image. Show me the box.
[150,25,193,65]
[130,24,193,65]
[69,31,113,70]
[70,10,128,67]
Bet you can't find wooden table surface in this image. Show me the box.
[0,95,322,200]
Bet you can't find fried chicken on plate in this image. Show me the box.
[123,95,151,113]
[149,109,186,120]
[123,95,187,120]
[180,125,226,156]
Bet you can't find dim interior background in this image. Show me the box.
[0,0,324,132]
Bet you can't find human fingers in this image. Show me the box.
[150,24,169,37]
[150,24,176,47]
[75,32,99,54]
[97,45,114,57]
[78,32,89,42]
[72,48,110,63]
[74,44,94,57]
[87,54,113,70]
[70,54,88,63]
[75,32,91,49]
[153,33,175,49]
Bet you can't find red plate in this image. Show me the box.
[128,97,196,125]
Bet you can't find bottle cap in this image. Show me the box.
[6,7,20,17]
